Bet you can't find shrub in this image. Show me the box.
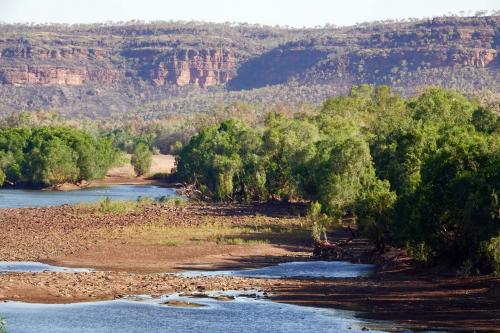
[482,236,500,275]
[98,197,138,214]
[131,143,152,176]
[0,317,6,333]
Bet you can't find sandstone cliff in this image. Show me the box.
[0,46,235,87]
[0,16,498,90]
[148,49,235,87]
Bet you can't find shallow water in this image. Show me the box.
[0,185,178,208]
[180,260,375,278]
[0,262,92,273]
[0,293,395,333]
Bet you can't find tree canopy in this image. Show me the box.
[175,85,500,273]
[0,126,119,187]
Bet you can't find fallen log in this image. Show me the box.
[313,239,355,259]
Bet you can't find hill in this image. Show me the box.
[0,16,498,118]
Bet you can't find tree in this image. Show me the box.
[176,119,264,201]
[28,137,79,186]
[173,86,499,272]
[131,143,152,176]
[0,126,119,188]
[471,107,499,134]
[396,126,499,268]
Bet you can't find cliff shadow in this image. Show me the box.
[227,47,327,91]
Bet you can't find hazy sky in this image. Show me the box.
[0,0,498,27]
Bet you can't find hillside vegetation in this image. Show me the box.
[0,16,498,118]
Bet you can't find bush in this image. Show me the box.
[131,143,152,176]
[176,119,265,202]
[0,126,119,187]
[483,236,500,275]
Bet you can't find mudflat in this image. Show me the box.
[0,203,498,331]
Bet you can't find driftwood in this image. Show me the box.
[177,182,209,200]
[313,239,354,259]
[313,226,356,259]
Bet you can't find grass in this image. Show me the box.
[117,215,309,247]
[75,197,141,214]
[74,199,310,248]
[158,239,183,247]
[214,237,269,245]
[74,195,186,214]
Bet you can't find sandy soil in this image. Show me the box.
[105,154,175,179]
[54,154,176,190]
[0,203,499,331]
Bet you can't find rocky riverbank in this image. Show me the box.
[0,202,499,331]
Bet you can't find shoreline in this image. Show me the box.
[0,203,498,331]
[49,176,177,192]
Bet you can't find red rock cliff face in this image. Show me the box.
[449,49,497,67]
[149,49,235,88]
[0,47,235,87]
[0,65,123,85]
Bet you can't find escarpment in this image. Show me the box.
[0,16,498,117]
[0,65,123,85]
[0,45,236,87]
[145,49,235,87]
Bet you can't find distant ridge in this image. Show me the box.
[0,16,498,118]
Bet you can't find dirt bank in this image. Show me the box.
[0,203,498,331]
[52,154,176,190]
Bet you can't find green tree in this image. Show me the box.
[471,107,499,134]
[399,127,499,268]
[0,126,119,188]
[131,142,152,176]
[28,137,79,186]
[173,86,499,272]
[177,119,264,201]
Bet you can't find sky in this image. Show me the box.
[0,0,498,27]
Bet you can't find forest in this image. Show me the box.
[174,85,500,273]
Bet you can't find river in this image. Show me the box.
[0,185,178,208]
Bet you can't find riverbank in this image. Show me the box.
[50,154,176,191]
[0,203,499,331]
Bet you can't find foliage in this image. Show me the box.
[176,119,265,201]
[308,202,329,242]
[0,126,119,187]
[175,85,500,273]
[482,236,500,275]
[131,143,152,176]
[98,197,139,214]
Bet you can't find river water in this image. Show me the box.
[0,294,395,333]
[0,261,440,332]
[179,260,375,278]
[0,262,92,273]
[0,187,427,332]
[0,185,178,208]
